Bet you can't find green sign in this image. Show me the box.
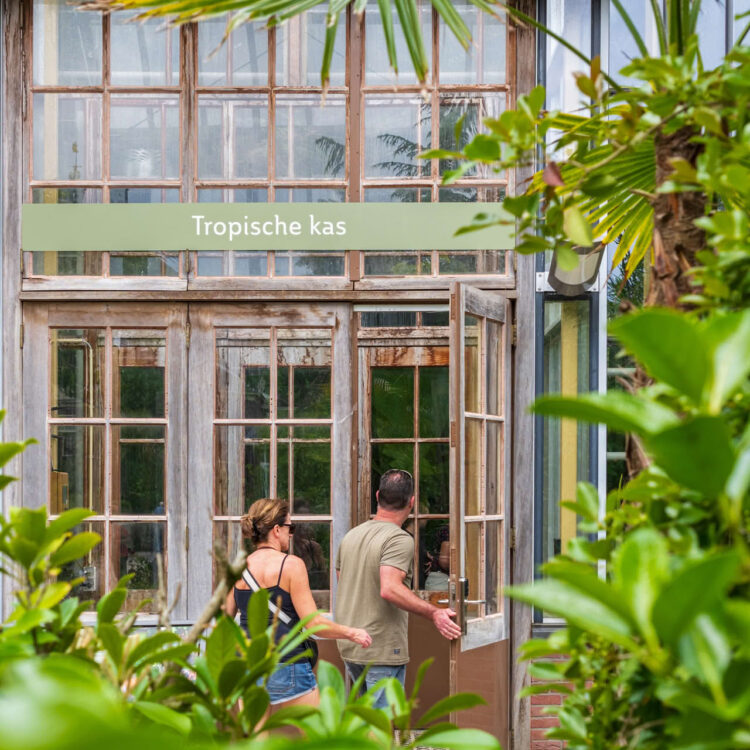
[22,203,513,252]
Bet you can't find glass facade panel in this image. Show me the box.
[113,425,166,515]
[51,328,105,419]
[110,11,179,86]
[198,15,268,87]
[112,331,166,418]
[49,424,105,514]
[110,522,165,613]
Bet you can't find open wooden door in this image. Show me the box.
[448,283,512,742]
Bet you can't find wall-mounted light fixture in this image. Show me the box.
[547,245,606,296]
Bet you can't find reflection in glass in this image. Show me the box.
[485,520,501,614]
[113,425,165,515]
[372,368,414,439]
[33,94,102,181]
[364,252,429,276]
[110,11,179,86]
[464,315,481,412]
[360,311,418,327]
[278,428,332,514]
[198,14,268,86]
[216,329,270,419]
[111,522,165,613]
[364,187,432,203]
[364,96,431,178]
[464,522,482,619]
[486,421,502,516]
[275,188,346,203]
[371,443,413,513]
[419,367,449,437]
[486,319,503,416]
[275,95,346,179]
[51,329,105,418]
[110,95,179,179]
[291,522,330,609]
[111,188,180,204]
[33,0,102,86]
[49,425,105,514]
[274,253,346,277]
[277,10,346,86]
[465,418,482,516]
[110,253,180,277]
[278,330,332,418]
[422,519,450,590]
[215,426,271,515]
[419,444,449,513]
[59,521,105,604]
[439,250,505,275]
[365,0,432,85]
[294,368,331,419]
[198,95,268,179]
[197,252,268,277]
[112,331,166,418]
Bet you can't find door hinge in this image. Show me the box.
[19,324,24,349]
[185,321,191,349]
[509,728,515,749]
[450,421,457,448]
[511,322,518,347]
[449,292,457,321]
[510,527,517,550]
[184,250,191,276]
[185,525,189,553]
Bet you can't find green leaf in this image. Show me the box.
[132,701,191,736]
[37,582,71,610]
[259,704,318,731]
[527,85,546,117]
[409,728,500,750]
[0,438,36,471]
[563,206,593,247]
[205,616,239,682]
[317,659,346,705]
[97,622,124,666]
[242,684,270,732]
[346,705,392,735]
[49,532,101,567]
[417,692,485,727]
[409,657,433,703]
[126,631,180,669]
[610,310,709,405]
[646,416,735,498]
[702,311,750,411]
[248,588,270,638]
[554,244,580,272]
[44,509,95,544]
[135,643,195,669]
[97,586,128,625]
[218,658,246,699]
[653,552,741,646]
[531,392,679,435]
[464,134,501,161]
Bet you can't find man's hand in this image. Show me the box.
[432,607,461,640]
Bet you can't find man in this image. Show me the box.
[335,468,461,708]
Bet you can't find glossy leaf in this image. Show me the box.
[205,616,239,682]
[132,701,191,736]
[49,532,101,567]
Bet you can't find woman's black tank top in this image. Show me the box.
[234,555,306,662]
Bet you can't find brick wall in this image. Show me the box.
[529,664,564,750]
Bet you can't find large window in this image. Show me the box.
[28,0,512,283]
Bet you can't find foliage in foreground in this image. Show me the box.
[0,492,498,750]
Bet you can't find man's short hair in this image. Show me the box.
[377,469,414,510]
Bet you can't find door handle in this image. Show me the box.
[464,599,485,605]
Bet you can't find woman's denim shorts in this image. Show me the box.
[258,660,317,705]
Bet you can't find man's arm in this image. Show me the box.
[380,565,461,640]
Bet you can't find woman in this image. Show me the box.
[225,498,372,708]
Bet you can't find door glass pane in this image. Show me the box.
[216,329,271,419]
[371,443,414,513]
[486,319,503,416]
[215,425,271,515]
[110,95,180,179]
[422,519,450,590]
[465,417,482,516]
[278,330,332,418]
[113,425,165,514]
[292,522,331,609]
[33,0,102,86]
[281,426,331,514]
[419,443,449,513]
[464,315,481,413]
[51,329,105,418]
[33,94,102,180]
[465,521,482,619]
[198,14,268,86]
[110,522,165,613]
[419,367,449,437]
[113,331,166,418]
[49,424,104,514]
[372,368,414,438]
[485,520,501,614]
[59,521,105,603]
[486,421,503,516]
[275,94,346,179]
[110,10,179,86]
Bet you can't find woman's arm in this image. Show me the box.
[224,587,238,618]
[285,556,371,647]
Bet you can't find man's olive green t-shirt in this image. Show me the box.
[335,520,414,665]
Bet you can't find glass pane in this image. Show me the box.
[49,424,104,514]
[365,0,432,85]
[33,94,102,180]
[464,315,481,412]
[59,520,105,605]
[110,95,179,179]
[110,253,180,277]
[364,95,431,178]
[110,10,179,86]
[31,252,103,276]
[372,368,414,439]
[215,425,271,515]
[419,366,449,437]
[287,429,331,514]
[359,311,418,327]
[198,95,268,178]
[113,425,165,515]
[291,522,330,609]
[213,521,249,587]
[275,94,346,179]
[419,443,449,513]
[33,187,102,205]
[465,417,482,516]
[371,443,414,513]
[697,0,727,71]
[439,185,505,203]
[33,0,102,86]
[421,519,450,590]
[198,188,268,203]
[277,10,346,86]
[110,522,165,613]
[198,14,268,86]
[485,520,501,614]
[275,188,346,203]
[421,311,450,326]
[486,319,502,416]
[112,331,166,418]
[216,329,271,419]
[51,329,104,418]
[274,253,346,277]
[364,187,432,203]
[364,252,429,276]
[111,188,180,204]
[439,250,505,275]
[486,420,503,516]
[439,94,504,177]
[439,2,506,84]
[278,330,332,419]
[734,0,750,43]
[464,522,482,619]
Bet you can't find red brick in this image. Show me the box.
[531,728,553,740]
[531,693,562,705]
[531,705,554,717]
[531,717,559,729]
[532,742,562,750]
